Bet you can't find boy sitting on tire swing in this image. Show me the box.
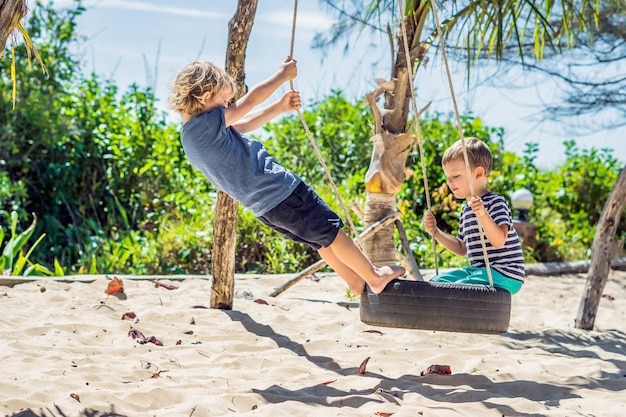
[423,138,525,294]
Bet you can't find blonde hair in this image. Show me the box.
[168,61,236,116]
[442,137,493,175]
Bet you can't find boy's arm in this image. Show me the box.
[469,196,508,248]
[224,58,297,128]
[233,91,300,133]
[475,215,508,248]
[433,229,467,256]
[423,210,466,256]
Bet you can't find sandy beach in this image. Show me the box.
[1,269,625,416]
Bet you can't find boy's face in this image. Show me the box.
[201,86,234,112]
[442,159,485,199]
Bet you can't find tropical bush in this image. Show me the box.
[0,211,57,276]
[1,1,624,276]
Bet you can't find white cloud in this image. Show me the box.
[258,9,334,32]
[54,0,228,20]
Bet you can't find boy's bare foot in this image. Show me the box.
[367,265,405,294]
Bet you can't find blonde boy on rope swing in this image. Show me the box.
[423,138,525,294]
[168,57,405,296]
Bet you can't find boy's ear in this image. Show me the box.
[199,91,212,104]
[474,166,485,178]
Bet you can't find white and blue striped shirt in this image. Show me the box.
[458,192,525,281]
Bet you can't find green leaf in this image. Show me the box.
[54,258,65,276]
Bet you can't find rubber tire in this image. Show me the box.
[360,279,511,334]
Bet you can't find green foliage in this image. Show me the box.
[526,141,624,262]
[263,90,372,185]
[1,1,211,274]
[0,211,54,276]
[1,1,623,278]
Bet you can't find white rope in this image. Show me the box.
[428,0,494,287]
[397,1,439,275]
[288,0,363,249]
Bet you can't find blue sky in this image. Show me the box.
[57,0,625,169]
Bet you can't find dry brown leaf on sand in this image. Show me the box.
[420,364,451,376]
[319,379,337,385]
[121,312,137,320]
[357,356,371,374]
[153,281,178,290]
[105,277,124,295]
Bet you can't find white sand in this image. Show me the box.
[1,270,625,416]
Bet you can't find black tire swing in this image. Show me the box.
[359,0,512,335]
[360,281,511,334]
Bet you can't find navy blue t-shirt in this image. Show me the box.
[181,107,301,216]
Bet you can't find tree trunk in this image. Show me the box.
[575,165,626,330]
[363,127,413,263]
[363,193,397,266]
[210,0,258,310]
[211,192,239,309]
[362,4,429,260]
[0,0,27,54]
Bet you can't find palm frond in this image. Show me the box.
[3,4,48,109]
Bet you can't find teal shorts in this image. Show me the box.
[430,266,523,294]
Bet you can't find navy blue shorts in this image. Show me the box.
[257,181,344,250]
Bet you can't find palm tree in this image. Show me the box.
[317,0,624,329]
[0,0,27,50]
[1,0,46,106]
[317,0,607,266]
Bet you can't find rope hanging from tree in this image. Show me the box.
[288,0,363,249]
[398,0,495,286]
[396,1,439,276]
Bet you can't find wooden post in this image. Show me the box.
[395,219,423,280]
[211,192,239,309]
[575,166,626,330]
[210,0,258,310]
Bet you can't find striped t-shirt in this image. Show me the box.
[457,192,525,282]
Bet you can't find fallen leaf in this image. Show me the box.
[420,364,451,376]
[128,328,163,346]
[153,281,178,290]
[319,379,337,385]
[254,299,269,305]
[357,356,370,375]
[192,305,209,309]
[105,277,124,295]
[307,273,320,282]
[145,335,163,346]
[70,393,80,402]
[363,329,384,335]
[121,312,137,320]
[374,412,393,417]
[339,302,351,311]
[602,294,615,301]
[129,327,144,337]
